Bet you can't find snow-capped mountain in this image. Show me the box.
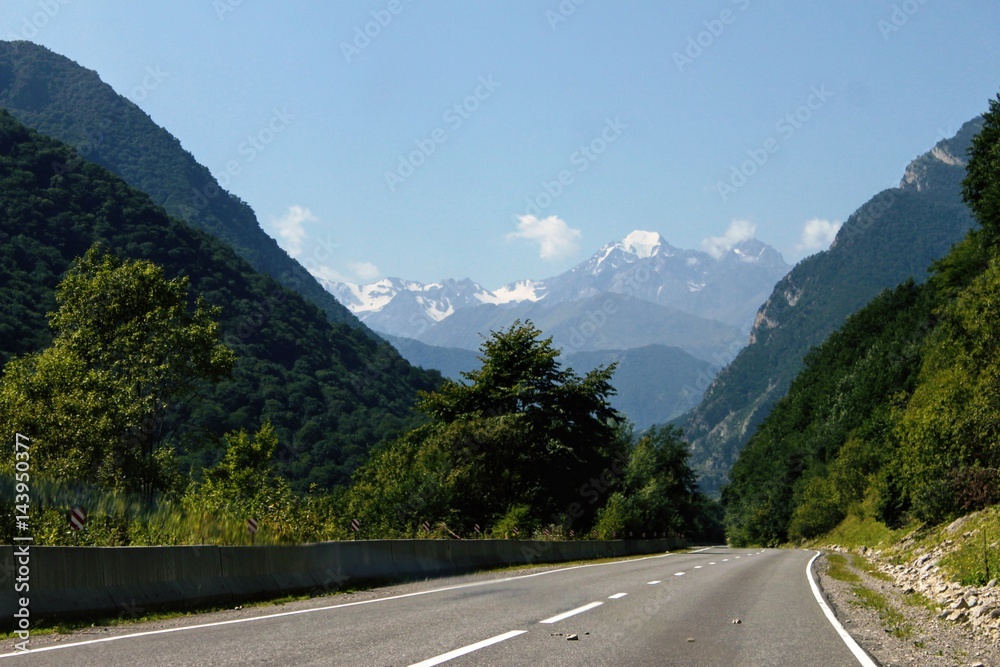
[324,230,789,341]
[541,231,789,330]
[321,277,546,338]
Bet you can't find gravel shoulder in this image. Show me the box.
[816,549,1000,667]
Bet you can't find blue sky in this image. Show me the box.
[3,1,999,288]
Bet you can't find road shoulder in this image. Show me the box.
[815,550,1000,666]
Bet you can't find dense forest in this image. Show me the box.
[0,109,719,545]
[723,95,1000,546]
[0,109,437,494]
[680,118,981,495]
[0,40,365,330]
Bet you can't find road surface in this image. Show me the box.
[0,547,873,666]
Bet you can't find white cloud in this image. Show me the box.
[270,205,317,258]
[349,261,381,282]
[306,263,349,285]
[507,215,582,260]
[702,219,756,259]
[796,218,842,254]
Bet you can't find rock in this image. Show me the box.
[686,637,695,643]
[566,634,578,641]
[731,619,742,624]
[945,516,968,534]
[947,610,968,623]
[986,579,997,589]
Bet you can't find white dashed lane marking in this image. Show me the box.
[407,630,526,667]
[539,601,604,624]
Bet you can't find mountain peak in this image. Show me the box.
[621,230,665,258]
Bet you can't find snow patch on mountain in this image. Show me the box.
[483,280,547,304]
[322,229,790,339]
[622,230,664,259]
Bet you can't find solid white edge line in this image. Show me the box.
[407,630,526,667]
[539,601,603,624]
[806,551,878,667]
[0,551,680,659]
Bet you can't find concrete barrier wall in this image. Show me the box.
[1,537,685,626]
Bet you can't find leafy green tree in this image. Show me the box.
[341,320,626,535]
[189,422,304,540]
[963,94,1000,244]
[896,257,1000,522]
[419,320,624,521]
[0,246,234,496]
[594,426,703,539]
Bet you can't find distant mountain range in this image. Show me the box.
[677,117,982,494]
[325,230,790,429]
[324,230,789,359]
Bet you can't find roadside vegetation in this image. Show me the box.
[723,93,1000,561]
[0,255,721,545]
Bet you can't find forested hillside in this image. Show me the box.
[0,40,363,331]
[0,110,437,491]
[680,118,982,494]
[724,95,1000,546]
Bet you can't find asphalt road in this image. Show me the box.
[0,547,873,666]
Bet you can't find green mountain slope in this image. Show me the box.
[679,118,982,495]
[0,40,358,330]
[0,109,438,490]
